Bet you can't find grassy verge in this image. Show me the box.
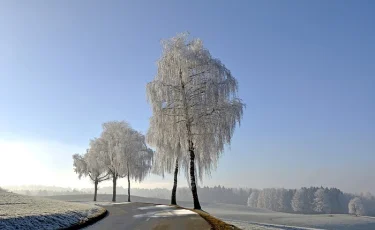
[175,205,241,230]
[192,209,241,230]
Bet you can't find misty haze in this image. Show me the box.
[1,1,374,230]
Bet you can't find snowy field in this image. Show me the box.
[0,191,105,230]
[223,219,324,230]
[204,203,375,230]
[47,194,375,230]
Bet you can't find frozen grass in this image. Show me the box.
[0,191,105,230]
[191,208,241,230]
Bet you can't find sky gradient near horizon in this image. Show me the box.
[1,1,374,193]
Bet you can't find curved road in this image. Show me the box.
[84,202,211,230]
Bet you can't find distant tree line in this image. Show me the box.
[8,185,375,216]
[247,187,375,216]
[12,186,251,205]
[13,189,90,197]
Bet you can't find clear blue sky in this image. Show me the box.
[1,1,374,193]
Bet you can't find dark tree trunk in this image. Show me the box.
[179,67,201,209]
[127,163,131,202]
[171,158,179,205]
[112,175,117,202]
[93,179,98,202]
[189,141,201,210]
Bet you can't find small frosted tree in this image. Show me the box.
[257,190,265,208]
[292,188,307,213]
[100,121,132,202]
[100,121,154,202]
[247,190,259,208]
[72,141,109,201]
[313,188,331,214]
[121,130,154,202]
[349,197,366,216]
[147,33,244,209]
[277,188,292,212]
[263,189,273,210]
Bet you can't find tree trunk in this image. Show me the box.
[127,163,131,202]
[189,141,201,210]
[93,179,98,202]
[171,158,179,205]
[179,67,201,209]
[112,175,117,202]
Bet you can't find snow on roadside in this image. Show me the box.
[0,191,105,230]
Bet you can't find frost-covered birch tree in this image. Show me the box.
[100,121,153,202]
[247,190,259,208]
[72,140,109,201]
[349,197,366,216]
[279,188,294,212]
[121,130,154,202]
[292,188,307,213]
[313,188,331,214]
[100,121,128,202]
[257,190,265,208]
[147,33,244,209]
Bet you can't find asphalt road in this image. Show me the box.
[84,202,211,230]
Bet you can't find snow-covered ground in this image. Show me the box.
[204,203,375,230]
[0,191,105,230]
[224,219,325,230]
[46,194,375,230]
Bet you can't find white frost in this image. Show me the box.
[0,191,105,230]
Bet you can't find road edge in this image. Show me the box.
[61,207,108,230]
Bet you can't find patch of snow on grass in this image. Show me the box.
[83,201,131,206]
[0,191,105,230]
[138,204,171,210]
[134,205,197,218]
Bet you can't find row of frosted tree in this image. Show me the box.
[73,32,245,209]
[73,121,154,202]
[12,184,375,217]
[247,187,375,216]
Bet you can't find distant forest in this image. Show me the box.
[7,185,375,216]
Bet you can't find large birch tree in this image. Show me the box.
[147,33,244,209]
